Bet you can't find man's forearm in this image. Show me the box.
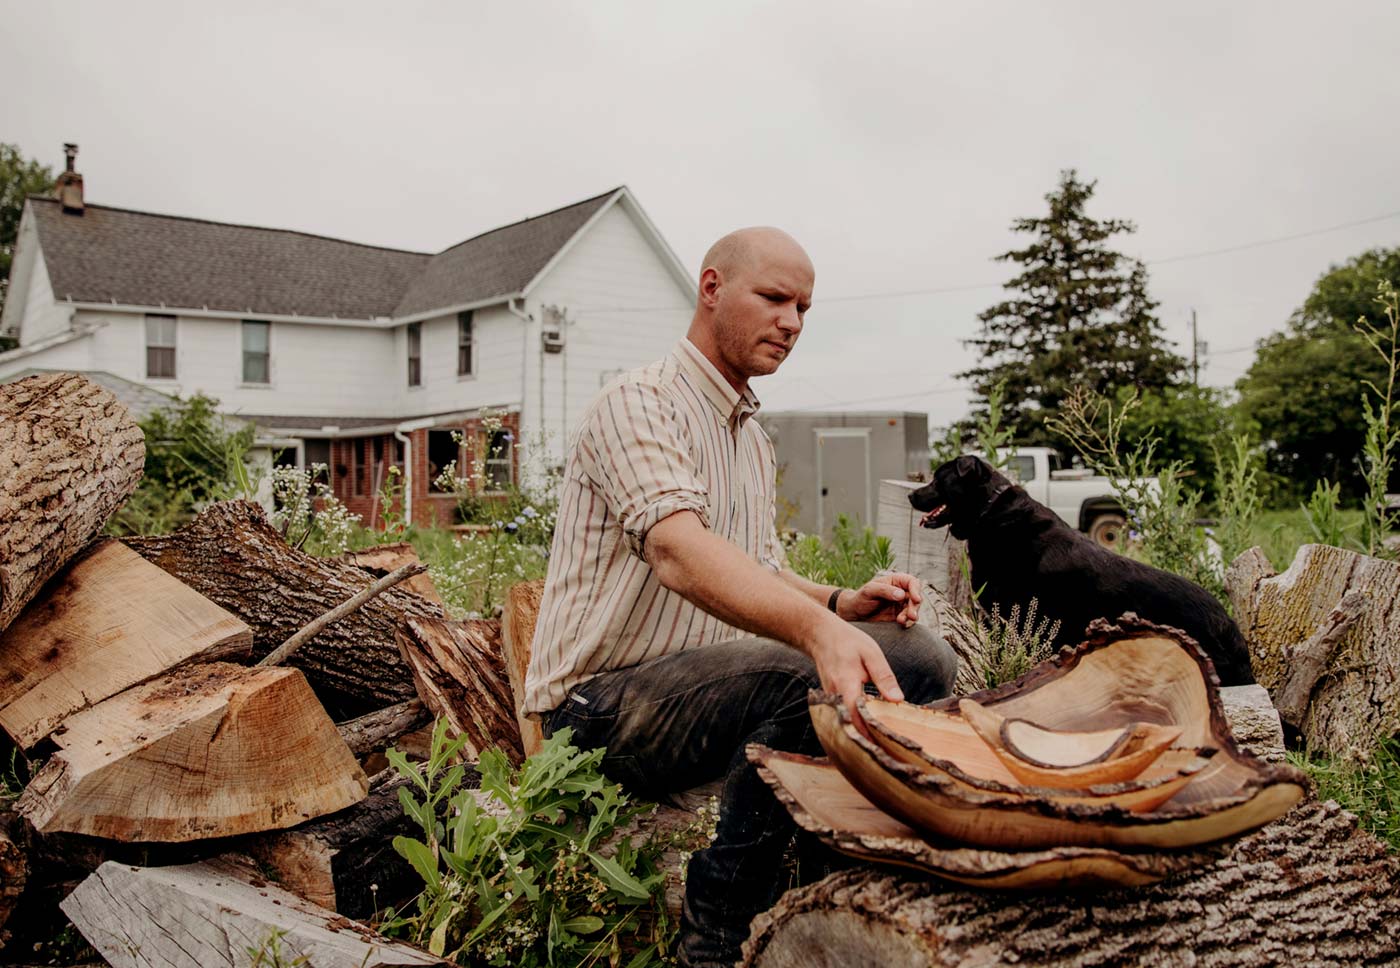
[646,512,843,656]
[777,569,844,611]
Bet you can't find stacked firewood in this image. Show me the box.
[0,373,545,967]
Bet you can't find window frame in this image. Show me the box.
[483,428,514,492]
[407,322,422,387]
[144,313,177,380]
[241,320,271,385]
[457,310,474,378]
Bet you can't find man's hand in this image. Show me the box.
[838,572,923,628]
[809,620,905,731]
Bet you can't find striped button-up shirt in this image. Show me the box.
[523,338,786,715]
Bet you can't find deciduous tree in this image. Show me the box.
[1235,248,1400,499]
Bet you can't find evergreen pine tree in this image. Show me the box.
[960,170,1186,443]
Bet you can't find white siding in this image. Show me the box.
[70,311,399,418]
[389,305,526,416]
[525,201,693,464]
[2,209,74,345]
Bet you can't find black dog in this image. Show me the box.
[908,455,1255,685]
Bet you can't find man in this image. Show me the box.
[524,227,957,967]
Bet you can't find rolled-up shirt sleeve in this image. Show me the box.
[574,381,711,559]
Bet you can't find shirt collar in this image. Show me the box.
[674,338,762,429]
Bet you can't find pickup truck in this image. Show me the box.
[1000,448,1130,549]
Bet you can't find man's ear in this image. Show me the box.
[698,267,723,309]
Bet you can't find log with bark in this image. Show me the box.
[245,770,450,919]
[17,661,367,840]
[337,699,431,758]
[61,856,444,967]
[1227,543,1400,759]
[0,539,252,748]
[0,372,145,633]
[396,616,524,763]
[339,543,444,605]
[742,799,1400,967]
[124,500,446,707]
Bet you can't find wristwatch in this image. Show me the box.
[827,588,842,613]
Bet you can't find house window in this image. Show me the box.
[407,323,422,387]
[145,314,176,379]
[427,429,461,492]
[242,321,270,384]
[352,438,370,497]
[458,311,474,376]
[484,429,514,490]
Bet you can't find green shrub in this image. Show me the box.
[785,514,894,589]
[382,721,712,966]
[107,393,257,535]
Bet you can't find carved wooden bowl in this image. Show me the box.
[748,745,1226,889]
[808,615,1307,852]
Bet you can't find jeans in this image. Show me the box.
[542,622,957,968]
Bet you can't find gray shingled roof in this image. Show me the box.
[391,188,618,317]
[28,186,623,321]
[0,368,251,429]
[30,198,431,318]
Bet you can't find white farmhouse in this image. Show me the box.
[0,146,695,526]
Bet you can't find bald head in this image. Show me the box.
[700,226,813,287]
[688,226,814,392]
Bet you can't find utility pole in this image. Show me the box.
[1191,308,1199,386]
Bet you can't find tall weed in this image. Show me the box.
[1356,282,1400,558]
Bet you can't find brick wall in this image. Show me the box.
[329,411,520,529]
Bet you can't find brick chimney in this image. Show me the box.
[54,143,84,214]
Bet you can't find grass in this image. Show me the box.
[1244,507,1367,570]
[1290,740,1400,852]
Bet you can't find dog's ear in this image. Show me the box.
[954,455,992,480]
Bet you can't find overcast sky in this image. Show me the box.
[5,1,1399,429]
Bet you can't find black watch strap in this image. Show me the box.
[827,588,842,613]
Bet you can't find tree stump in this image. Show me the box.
[125,500,446,707]
[1226,544,1400,758]
[743,800,1400,967]
[0,372,145,632]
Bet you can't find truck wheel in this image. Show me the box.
[1087,512,1128,551]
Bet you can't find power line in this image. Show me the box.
[571,207,1400,314]
[1148,209,1400,266]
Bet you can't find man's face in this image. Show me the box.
[709,239,814,384]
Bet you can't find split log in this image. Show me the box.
[125,500,446,706]
[18,662,367,840]
[245,770,454,919]
[339,543,443,605]
[743,799,1400,967]
[1226,543,1400,759]
[0,372,145,632]
[61,856,444,967]
[0,539,252,748]
[396,616,523,763]
[502,579,546,756]
[337,699,431,757]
